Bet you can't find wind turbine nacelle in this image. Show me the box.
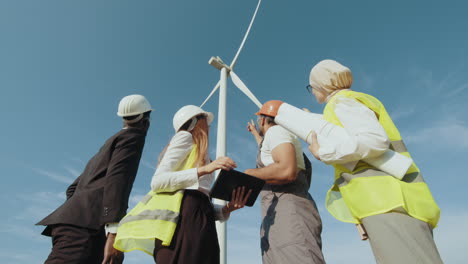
[209,56,231,71]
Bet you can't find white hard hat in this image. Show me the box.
[117,94,152,117]
[173,105,214,132]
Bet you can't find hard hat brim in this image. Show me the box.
[255,111,274,117]
[205,112,214,125]
[117,109,153,117]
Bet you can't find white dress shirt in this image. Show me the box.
[316,91,390,166]
[150,131,228,221]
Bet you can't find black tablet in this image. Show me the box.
[210,169,265,207]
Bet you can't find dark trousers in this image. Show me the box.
[153,190,220,264]
[44,224,106,264]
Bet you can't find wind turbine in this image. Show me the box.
[200,0,263,263]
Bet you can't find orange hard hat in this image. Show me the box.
[255,100,284,117]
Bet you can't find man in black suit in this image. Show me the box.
[37,94,153,264]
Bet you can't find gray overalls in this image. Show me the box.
[257,142,326,264]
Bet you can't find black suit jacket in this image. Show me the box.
[37,127,147,234]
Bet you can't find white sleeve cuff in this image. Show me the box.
[105,223,119,236]
[183,168,200,190]
[213,204,230,222]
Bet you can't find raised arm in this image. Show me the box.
[310,97,390,164]
[247,119,263,146]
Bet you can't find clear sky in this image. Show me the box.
[1,0,467,263]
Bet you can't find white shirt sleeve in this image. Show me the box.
[150,131,200,192]
[261,126,297,167]
[105,222,119,235]
[267,126,296,151]
[262,126,305,169]
[213,204,230,222]
[318,97,390,164]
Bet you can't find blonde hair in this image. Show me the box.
[157,116,209,168]
[190,117,209,167]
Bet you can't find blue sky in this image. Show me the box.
[1,0,467,263]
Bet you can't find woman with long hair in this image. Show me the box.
[115,105,251,264]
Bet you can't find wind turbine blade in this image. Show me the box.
[200,81,221,107]
[230,71,262,108]
[229,0,263,70]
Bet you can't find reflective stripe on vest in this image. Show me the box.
[119,209,180,225]
[323,90,440,228]
[113,145,199,255]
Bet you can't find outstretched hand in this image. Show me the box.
[247,119,263,145]
[210,156,237,171]
[247,119,258,133]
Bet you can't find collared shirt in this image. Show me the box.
[150,131,228,221]
[317,91,390,166]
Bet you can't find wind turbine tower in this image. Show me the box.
[200,1,264,263]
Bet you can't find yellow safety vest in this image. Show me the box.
[323,90,440,228]
[113,145,198,255]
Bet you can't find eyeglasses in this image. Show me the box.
[306,84,313,93]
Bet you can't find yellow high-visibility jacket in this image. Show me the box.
[323,90,440,228]
[113,145,198,255]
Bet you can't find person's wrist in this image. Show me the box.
[197,166,204,176]
[198,165,210,176]
[223,204,232,214]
